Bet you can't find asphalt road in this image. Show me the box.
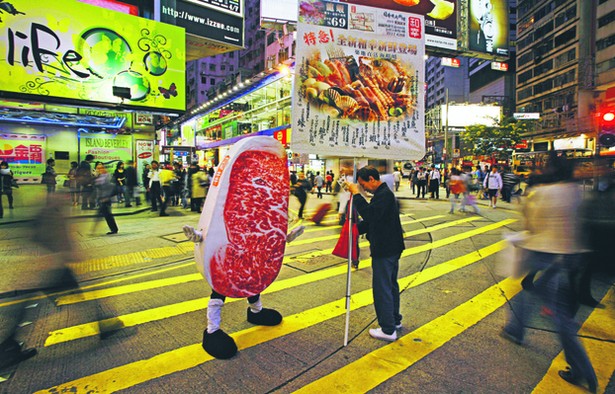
[1,192,614,393]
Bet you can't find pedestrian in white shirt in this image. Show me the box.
[428,164,441,199]
[483,165,503,208]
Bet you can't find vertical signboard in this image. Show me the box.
[0,134,46,179]
[468,0,509,56]
[0,0,186,111]
[292,0,425,160]
[135,139,155,182]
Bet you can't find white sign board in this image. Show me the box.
[514,112,540,120]
[440,104,501,127]
[291,0,425,160]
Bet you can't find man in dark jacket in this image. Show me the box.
[124,160,140,207]
[77,154,95,210]
[347,166,405,342]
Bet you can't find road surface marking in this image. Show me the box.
[38,242,511,393]
[44,224,511,346]
[532,287,615,394]
[54,215,483,306]
[0,263,194,309]
[294,277,522,393]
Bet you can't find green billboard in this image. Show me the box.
[0,0,186,111]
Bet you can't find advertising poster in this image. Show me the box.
[135,139,155,182]
[0,0,186,111]
[468,0,509,56]
[313,0,455,50]
[292,0,425,160]
[0,134,46,179]
[80,134,133,168]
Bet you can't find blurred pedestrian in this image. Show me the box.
[428,164,440,199]
[448,168,465,214]
[158,162,174,216]
[501,167,520,203]
[314,171,324,199]
[123,160,140,207]
[501,153,597,393]
[93,162,118,235]
[147,161,163,213]
[483,165,502,208]
[113,161,126,204]
[393,167,402,191]
[0,161,15,218]
[142,162,151,203]
[67,161,79,206]
[43,158,57,200]
[325,171,333,193]
[347,166,405,342]
[191,166,209,213]
[416,167,427,198]
[77,154,96,210]
[291,172,311,219]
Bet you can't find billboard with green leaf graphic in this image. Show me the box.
[0,0,186,111]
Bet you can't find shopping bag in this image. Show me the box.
[332,219,359,260]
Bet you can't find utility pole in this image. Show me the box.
[444,88,449,168]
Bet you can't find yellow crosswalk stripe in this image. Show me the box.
[291,214,457,245]
[44,224,511,346]
[38,241,510,393]
[294,277,522,393]
[302,213,417,233]
[53,215,484,306]
[0,263,194,309]
[532,287,615,394]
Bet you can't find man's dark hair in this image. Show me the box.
[357,166,380,182]
[85,154,95,162]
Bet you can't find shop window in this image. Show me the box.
[210,78,216,85]
[209,64,216,71]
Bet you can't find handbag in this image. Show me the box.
[11,179,19,188]
[332,196,359,260]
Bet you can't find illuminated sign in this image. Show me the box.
[491,61,508,71]
[78,0,139,15]
[440,104,501,127]
[161,0,244,48]
[0,0,186,111]
[441,57,460,67]
[0,134,46,178]
[513,112,540,120]
[468,0,509,57]
[331,0,456,50]
[185,0,242,17]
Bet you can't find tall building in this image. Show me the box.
[595,0,615,102]
[515,0,597,151]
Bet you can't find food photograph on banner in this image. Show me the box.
[292,0,426,160]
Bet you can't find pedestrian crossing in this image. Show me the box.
[2,210,613,393]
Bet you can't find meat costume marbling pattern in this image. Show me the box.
[195,137,289,298]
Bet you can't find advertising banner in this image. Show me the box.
[0,134,46,179]
[292,0,425,160]
[135,139,155,183]
[468,0,509,56]
[161,0,244,48]
[80,134,133,167]
[0,0,186,111]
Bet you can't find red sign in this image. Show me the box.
[515,140,528,149]
[138,152,153,159]
[273,129,288,146]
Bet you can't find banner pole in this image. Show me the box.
[343,158,357,346]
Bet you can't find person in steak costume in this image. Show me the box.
[182,224,305,359]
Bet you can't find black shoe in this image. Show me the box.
[202,329,237,359]
[500,329,523,345]
[125,204,133,208]
[106,231,118,235]
[247,308,282,326]
[159,213,169,217]
[579,296,600,308]
[0,347,37,370]
[558,368,597,393]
